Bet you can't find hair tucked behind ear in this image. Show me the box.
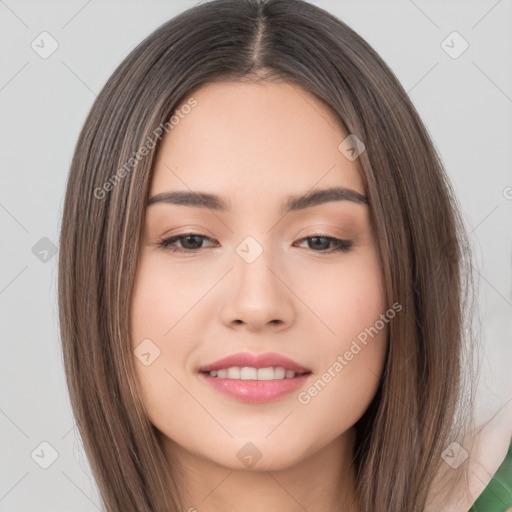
[58,0,478,510]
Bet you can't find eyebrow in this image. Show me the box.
[147,186,369,214]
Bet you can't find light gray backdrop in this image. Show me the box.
[1,0,511,510]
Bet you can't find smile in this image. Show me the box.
[205,366,302,380]
[198,352,312,403]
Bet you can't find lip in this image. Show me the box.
[199,373,311,403]
[198,351,311,373]
[198,352,312,404]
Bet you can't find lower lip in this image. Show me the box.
[199,372,311,403]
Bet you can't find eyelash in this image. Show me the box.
[157,233,353,254]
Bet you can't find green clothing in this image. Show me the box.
[469,439,512,511]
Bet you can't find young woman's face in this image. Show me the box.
[131,80,388,470]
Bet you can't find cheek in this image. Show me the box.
[130,256,195,421]
[295,326,387,454]
[130,254,209,343]
[295,250,387,345]
[292,252,388,428]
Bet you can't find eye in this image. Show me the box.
[157,232,353,254]
[294,235,353,253]
[157,233,218,252]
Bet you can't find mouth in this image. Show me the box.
[200,366,309,380]
[197,352,312,403]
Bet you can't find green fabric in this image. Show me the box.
[470,438,512,511]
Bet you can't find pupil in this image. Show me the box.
[310,236,328,250]
[183,235,202,249]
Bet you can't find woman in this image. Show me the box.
[58,1,480,510]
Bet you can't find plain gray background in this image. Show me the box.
[1,0,511,510]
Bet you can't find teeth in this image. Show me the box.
[274,367,286,379]
[241,367,258,380]
[227,367,241,379]
[208,366,297,380]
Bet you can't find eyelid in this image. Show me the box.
[156,232,219,250]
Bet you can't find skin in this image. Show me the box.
[130,80,389,512]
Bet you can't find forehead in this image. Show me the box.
[150,80,365,199]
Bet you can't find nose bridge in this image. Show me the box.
[233,233,281,299]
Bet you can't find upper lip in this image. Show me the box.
[199,352,311,374]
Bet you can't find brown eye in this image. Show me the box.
[158,233,218,252]
[294,235,353,253]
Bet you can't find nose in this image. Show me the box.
[218,244,296,333]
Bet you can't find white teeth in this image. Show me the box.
[227,367,241,379]
[241,366,258,380]
[257,367,275,380]
[208,366,298,380]
[274,367,286,379]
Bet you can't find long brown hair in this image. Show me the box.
[58,0,478,510]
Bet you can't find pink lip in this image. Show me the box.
[198,352,312,404]
[198,351,311,373]
[199,373,311,403]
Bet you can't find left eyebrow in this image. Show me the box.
[147,186,369,214]
[281,186,369,214]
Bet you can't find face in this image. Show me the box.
[130,80,388,472]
